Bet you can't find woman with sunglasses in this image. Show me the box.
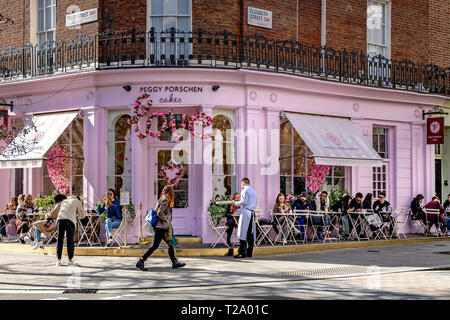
[97,189,122,246]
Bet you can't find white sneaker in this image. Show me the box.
[33,241,43,250]
[56,261,62,267]
[31,239,37,247]
[68,260,77,266]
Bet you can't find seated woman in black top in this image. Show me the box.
[411,194,426,223]
[443,194,450,211]
[362,193,373,210]
[225,192,240,247]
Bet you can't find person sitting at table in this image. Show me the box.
[348,193,366,239]
[31,194,66,250]
[311,191,331,240]
[372,192,394,237]
[1,197,18,239]
[225,192,240,247]
[411,194,426,224]
[292,192,312,240]
[339,195,352,240]
[4,197,18,240]
[443,194,450,211]
[273,193,302,243]
[16,194,36,244]
[424,196,447,235]
[362,193,373,210]
[97,188,122,245]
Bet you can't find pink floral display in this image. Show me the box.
[46,145,71,194]
[128,94,213,140]
[307,162,331,194]
[158,161,185,186]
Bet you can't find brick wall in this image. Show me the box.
[391,0,429,64]
[428,0,450,66]
[325,0,366,53]
[99,0,147,33]
[0,1,29,50]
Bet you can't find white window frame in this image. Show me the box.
[367,0,391,59]
[106,112,132,197]
[37,0,56,45]
[372,126,391,199]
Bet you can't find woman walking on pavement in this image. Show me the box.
[136,185,186,271]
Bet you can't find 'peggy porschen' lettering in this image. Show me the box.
[139,85,204,104]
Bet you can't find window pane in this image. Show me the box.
[164,0,177,14]
[333,166,345,177]
[280,176,292,195]
[38,9,45,32]
[163,16,177,31]
[107,176,132,195]
[151,16,163,32]
[177,16,190,32]
[152,0,163,15]
[294,177,306,195]
[115,115,131,141]
[45,7,52,30]
[280,121,292,145]
[43,176,53,196]
[72,176,83,197]
[45,0,52,7]
[178,0,189,14]
[39,0,44,9]
[213,175,236,198]
[72,144,84,175]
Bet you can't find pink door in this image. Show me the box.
[150,146,193,235]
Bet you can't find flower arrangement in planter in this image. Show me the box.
[286,194,297,208]
[207,194,230,226]
[329,188,349,208]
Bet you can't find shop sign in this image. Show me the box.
[427,117,445,144]
[66,8,98,27]
[248,6,272,29]
[138,85,205,104]
[120,191,130,206]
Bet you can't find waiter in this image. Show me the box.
[232,178,257,258]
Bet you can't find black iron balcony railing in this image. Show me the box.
[1,28,449,96]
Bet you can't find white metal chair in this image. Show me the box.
[308,211,331,243]
[255,209,274,246]
[208,214,228,248]
[424,209,445,237]
[391,208,408,239]
[366,212,387,240]
[108,218,125,248]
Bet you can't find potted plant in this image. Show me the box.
[207,194,229,226]
[34,190,57,218]
[329,188,349,208]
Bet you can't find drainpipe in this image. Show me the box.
[321,0,326,74]
[296,0,299,41]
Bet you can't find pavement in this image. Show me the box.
[0,240,449,300]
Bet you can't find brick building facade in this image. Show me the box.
[0,1,448,66]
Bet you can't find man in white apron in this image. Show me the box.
[232,178,257,258]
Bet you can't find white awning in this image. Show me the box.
[0,112,78,169]
[285,112,383,167]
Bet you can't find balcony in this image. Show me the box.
[1,28,449,96]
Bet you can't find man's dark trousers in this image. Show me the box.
[238,211,254,257]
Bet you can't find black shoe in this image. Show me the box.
[172,260,186,269]
[19,237,25,244]
[226,239,233,247]
[135,259,148,271]
[233,254,246,258]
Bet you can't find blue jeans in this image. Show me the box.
[105,217,122,239]
[445,216,450,232]
[34,226,41,241]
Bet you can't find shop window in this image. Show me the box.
[43,117,84,196]
[37,0,56,45]
[372,126,390,197]
[280,118,345,195]
[107,114,132,196]
[212,114,236,198]
[157,113,186,142]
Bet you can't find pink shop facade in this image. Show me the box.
[0,68,446,243]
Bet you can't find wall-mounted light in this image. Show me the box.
[212,85,220,92]
[123,85,131,92]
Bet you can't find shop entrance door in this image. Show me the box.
[151,147,192,235]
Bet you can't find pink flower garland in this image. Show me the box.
[128,94,214,140]
[158,161,185,186]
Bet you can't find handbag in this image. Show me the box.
[171,225,178,247]
[144,209,159,228]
